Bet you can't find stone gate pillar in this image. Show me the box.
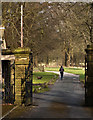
[85,44,93,105]
[14,47,32,105]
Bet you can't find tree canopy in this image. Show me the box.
[2,2,91,66]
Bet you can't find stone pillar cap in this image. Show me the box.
[13,47,32,54]
[85,43,93,53]
[2,47,32,55]
[87,43,93,48]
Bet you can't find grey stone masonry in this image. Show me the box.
[85,43,93,105]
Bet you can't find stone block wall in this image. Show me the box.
[14,47,32,105]
[2,47,33,105]
[85,44,93,105]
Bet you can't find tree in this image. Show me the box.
[2,2,91,67]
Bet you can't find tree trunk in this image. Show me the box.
[70,50,74,66]
[46,56,49,65]
[70,55,73,66]
[34,55,38,67]
[65,49,70,67]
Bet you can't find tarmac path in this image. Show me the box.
[4,71,93,118]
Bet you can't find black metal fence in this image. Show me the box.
[2,60,15,104]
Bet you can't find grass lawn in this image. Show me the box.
[45,67,59,71]
[64,67,85,83]
[45,67,85,83]
[33,71,59,93]
[33,72,58,84]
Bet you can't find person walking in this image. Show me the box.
[59,65,64,80]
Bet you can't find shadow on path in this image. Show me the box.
[4,72,93,118]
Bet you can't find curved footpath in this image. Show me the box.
[4,71,93,119]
